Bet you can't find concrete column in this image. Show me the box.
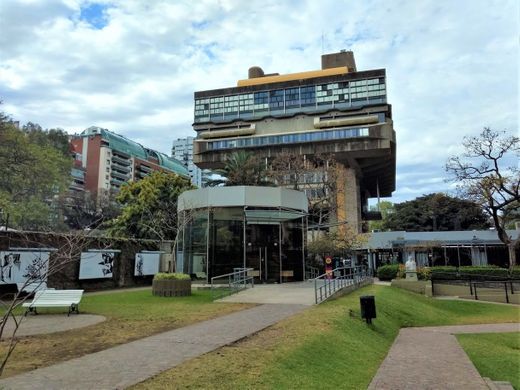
[336,163,362,233]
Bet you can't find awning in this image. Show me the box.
[245,209,307,225]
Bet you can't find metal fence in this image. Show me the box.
[314,266,370,304]
[431,275,520,304]
[210,267,254,301]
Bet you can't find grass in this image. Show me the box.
[0,288,252,377]
[457,332,520,390]
[133,285,520,390]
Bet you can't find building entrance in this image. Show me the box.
[246,224,281,283]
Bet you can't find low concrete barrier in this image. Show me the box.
[391,279,429,295]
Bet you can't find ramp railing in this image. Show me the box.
[211,267,254,301]
[314,266,369,304]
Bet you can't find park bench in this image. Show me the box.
[23,289,84,316]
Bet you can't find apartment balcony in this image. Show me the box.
[111,170,130,181]
[110,163,131,173]
[138,164,152,173]
[111,155,131,166]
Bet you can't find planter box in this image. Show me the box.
[152,279,191,297]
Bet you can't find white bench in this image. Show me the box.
[23,289,84,316]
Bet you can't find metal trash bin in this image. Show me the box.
[360,295,376,324]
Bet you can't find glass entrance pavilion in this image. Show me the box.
[177,186,308,283]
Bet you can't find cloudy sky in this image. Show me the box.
[0,0,518,203]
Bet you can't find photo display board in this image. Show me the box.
[0,251,50,284]
[79,251,117,280]
[134,252,161,276]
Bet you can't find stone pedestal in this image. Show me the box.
[405,271,418,281]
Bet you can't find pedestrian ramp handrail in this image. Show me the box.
[211,267,254,301]
[314,266,369,304]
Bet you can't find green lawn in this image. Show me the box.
[133,285,520,390]
[0,288,252,377]
[457,332,520,390]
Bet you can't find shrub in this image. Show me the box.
[511,266,520,280]
[153,272,191,281]
[430,266,458,280]
[431,266,511,281]
[397,264,406,279]
[458,266,509,280]
[417,267,431,281]
[377,264,399,281]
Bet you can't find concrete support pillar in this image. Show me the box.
[336,163,362,233]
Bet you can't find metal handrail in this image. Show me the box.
[314,266,369,304]
[305,265,320,280]
[211,267,254,301]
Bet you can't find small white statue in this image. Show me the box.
[405,255,418,280]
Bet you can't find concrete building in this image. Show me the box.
[70,126,188,194]
[191,51,396,232]
[172,136,205,187]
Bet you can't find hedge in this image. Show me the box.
[430,266,515,281]
[377,264,399,281]
[153,272,191,281]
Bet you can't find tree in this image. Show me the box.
[383,193,490,232]
[307,225,367,260]
[0,116,71,230]
[0,231,93,375]
[60,189,121,231]
[207,151,271,186]
[269,152,343,228]
[446,128,519,268]
[106,171,194,240]
[368,201,395,231]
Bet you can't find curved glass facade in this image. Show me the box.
[179,206,305,283]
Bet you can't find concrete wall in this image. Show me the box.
[0,232,171,291]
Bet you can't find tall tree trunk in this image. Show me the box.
[508,244,517,269]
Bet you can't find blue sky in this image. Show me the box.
[0,0,518,203]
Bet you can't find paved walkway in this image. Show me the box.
[0,303,307,390]
[368,322,520,390]
[218,281,316,305]
[1,314,106,339]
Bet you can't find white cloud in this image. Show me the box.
[0,0,518,203]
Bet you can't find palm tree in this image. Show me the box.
[207,151,272,186]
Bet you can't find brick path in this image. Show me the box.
[368,322,520,390]
[0,304,306,390]
[1,314,105,339]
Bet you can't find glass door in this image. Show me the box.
[246,224,280,283]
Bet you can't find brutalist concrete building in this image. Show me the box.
[191,51,396,233]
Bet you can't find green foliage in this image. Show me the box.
[208,151,271,187]
[368,201,395,231]
[511,266,520,279]
[384,193,490,232]
[0,117,71,230]
[430,266,512,280]
[377,264,399,281]
[307,228,367,258]
[106,171,193,239]
[154,272,191,281]
[457,332,520,390]
[139,285,520,389]
[417,267,432,280]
